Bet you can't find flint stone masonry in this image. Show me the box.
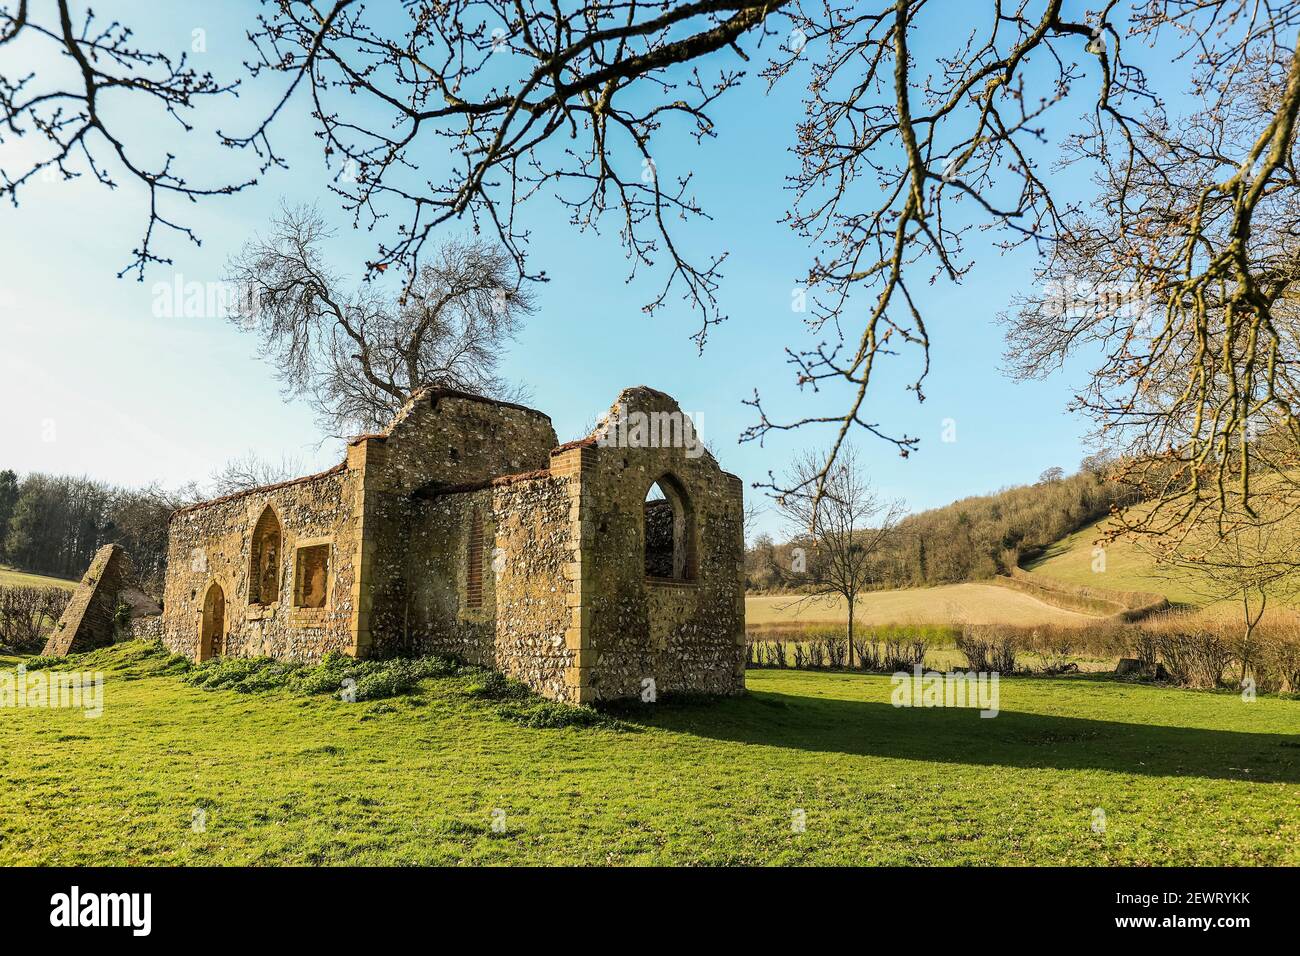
[43,544,160,656]
[157,384,746,703]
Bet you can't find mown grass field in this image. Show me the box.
[0,565,76,591]
[1,643,1295,865]
[746,584,1096,630]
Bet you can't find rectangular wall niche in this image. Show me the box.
[294,544,330,609]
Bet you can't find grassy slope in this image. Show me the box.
[1023,517,1210,607]
[1,645,1295,865]
[747,584,1096,629]
[0,565,76,591]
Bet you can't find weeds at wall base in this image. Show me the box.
[18,639,623,729]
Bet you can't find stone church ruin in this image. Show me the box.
[157,386,746,703]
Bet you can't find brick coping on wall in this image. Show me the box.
[170,462,348,519]
[346,387,552,449]
[551,436,600,454]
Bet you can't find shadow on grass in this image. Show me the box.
[616,685,1299,784]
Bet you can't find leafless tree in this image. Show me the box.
[209,451,307,497]
[742,1,1300,534]
[233,0,786,347]
[775,444,905,666]
[742,498,767,546]
[0,1,252,278]
[227,205,534,436]
[11,1,1300,536]
[1002,16,1300,547]
[3,0,780,316]
[745,0,1132,507]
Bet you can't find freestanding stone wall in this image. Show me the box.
[43,544,139,656]
[553,388,746,702]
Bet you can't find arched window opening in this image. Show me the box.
[644,475,694,581]
[249,505,282,605]
[200,581,225,661]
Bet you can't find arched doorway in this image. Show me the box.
[200,582,225,661]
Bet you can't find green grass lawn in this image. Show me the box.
[1,644,1296,865]
[0,564,76,591]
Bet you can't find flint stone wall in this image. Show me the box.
[559,388,746,702]
[398,474,578,700]
[127,614,165,643]
[156,384,745,704]
[160,467,361,661]
[353,390,558,657]
[42,544,135,656]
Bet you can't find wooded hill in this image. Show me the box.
[747,462,1134,592]
[0,469,194,594]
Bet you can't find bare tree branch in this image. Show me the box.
[0,1,254,277]
[228,204,534,435]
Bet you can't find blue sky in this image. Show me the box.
[0,2,1146,540]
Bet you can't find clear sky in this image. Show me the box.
[0,2,1150,540]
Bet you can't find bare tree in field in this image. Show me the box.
[227,205,535,436]
[776,445,905,667]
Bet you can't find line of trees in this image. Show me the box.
[0,469,198,594]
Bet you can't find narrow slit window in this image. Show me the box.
[466,507,484,609]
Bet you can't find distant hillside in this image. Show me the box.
[1024,515,1214,608]
[747,464,1132,591]
[886,469,1132,585]
[1023,466,1300,609]
[0,564,77,592]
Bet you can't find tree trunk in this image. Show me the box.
[1241,590,1267,685]
[846,595,855,669]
